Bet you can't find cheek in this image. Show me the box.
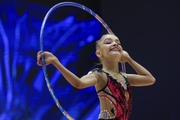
[120,46,123,50]
[101,47,109,54]
[119,46,123,51]
[99,45,111,56]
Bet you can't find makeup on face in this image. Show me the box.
[102,35,121,46]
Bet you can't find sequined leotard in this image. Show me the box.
[90,68,132,120]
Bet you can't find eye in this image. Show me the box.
[117,43,121,45]
[104,39,112,44]
[116,41,121,45]
[104,41,112,44]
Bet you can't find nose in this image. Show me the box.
[112,42,118,46]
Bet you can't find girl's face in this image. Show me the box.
[96,34,123,61]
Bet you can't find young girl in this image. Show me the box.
[37,34,155,120]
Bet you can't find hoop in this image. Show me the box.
[39,2,126,120]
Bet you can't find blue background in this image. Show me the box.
[0,0,180,120]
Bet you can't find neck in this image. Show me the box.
[102,60,119,74]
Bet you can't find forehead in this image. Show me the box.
[102,34,119,41]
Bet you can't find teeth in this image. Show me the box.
[111,48,119,51]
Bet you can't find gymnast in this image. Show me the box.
[37,34,155,120]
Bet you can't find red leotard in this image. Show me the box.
[91,68,132,120]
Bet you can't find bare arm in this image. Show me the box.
[52,59,98,89]
[120,51,156,86]
[126,58,155,86]
[37,51,98,89]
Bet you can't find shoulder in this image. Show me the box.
[120,72,128,79]
[88,68,103,74]
[88,68,107,82]
[87,68,105,79]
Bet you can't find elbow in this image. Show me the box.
[73,83,84,89]
[149,76,156,85]
[73,84,81,89]
[74,86,82,89]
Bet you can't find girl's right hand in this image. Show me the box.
[37,51,58,66]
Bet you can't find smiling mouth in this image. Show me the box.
[110,47,120,52]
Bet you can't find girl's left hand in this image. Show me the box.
[119,50,131,63]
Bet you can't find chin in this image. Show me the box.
[109,51,121,55]
[109,53,121,58]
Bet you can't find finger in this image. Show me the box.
[37,55,44,66]
[37,51,42,59]
[37,51,42,55]
[37,61,41,66]
[37,51,45,59]
[37,54,42,61]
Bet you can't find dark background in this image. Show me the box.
[0,0,179,120]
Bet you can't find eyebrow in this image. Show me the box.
[104,38,120,43]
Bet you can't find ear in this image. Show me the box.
[95,50,101,58]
